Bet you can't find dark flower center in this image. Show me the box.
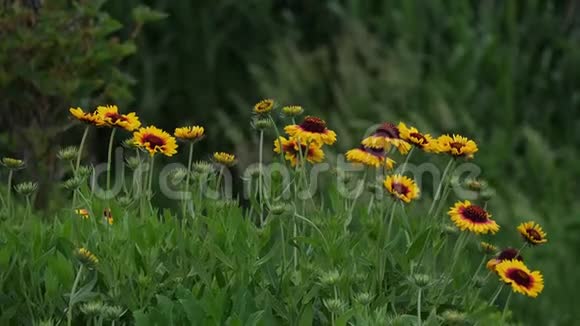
[300,116,327,133]
[361,146,384,158]
[392,182,410,196]
[498,248,523,261]
[506,268,532,288]
[450,142,464,151]
[410,132,428,145]
[375,123,400,138]
[105,112,128,123]
[143,134,165,150]
[461,205,489,223]
[526,228,542,240]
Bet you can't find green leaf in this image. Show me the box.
[132,5,168,24]
[298,304,314,326]
[406,227,431,261]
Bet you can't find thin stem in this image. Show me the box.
[75,126,90,174]
[279,218,287,269]
[399,146,415,175]
[6,169,13,216]
[258,130,264,226]
[386,201,398,240]
[489,284,504,306]
[417,288,422,326]
[67,265,84,326]
[25,196,31,220]
[428,158,454,216]
[183,142,194,218]
[502,291,513,321]
[106,128,118,198]
[148,155,155,201]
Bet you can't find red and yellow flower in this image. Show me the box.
[517,221,547,245]
[345,146,395,169]
[70,107,103,126]
[96,105,141,131]
[437,134,478,158]
[495,259,544,298]
[133,126,178,157]
[362,123,411,154]
[254,99,275,114]
[174,126,205,142]
[383,174,420,203]
[448,200,499,234]
[284,116,337,145]
[213,152,237,167]
[398,122,440,153]
[274,136,324,167]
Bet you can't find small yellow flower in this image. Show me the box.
[96,105,141,132]
[448,200,499,235]
[284,116,337,145]
[383,174,420,203]
[495,259,544,298]
[133,126,178,157]
[345,146,395,169]
[254,99,275,114]
[213,152,237,167]
[69,107,103,126]
[103,208,113,225]
[174,126,205,142]
[274,136,324,167]
[75,209,90,219]
[480,242,498,254]
[282,105,304,117]
[397,122,440,153]
[362,123,411,154]
[437,134,478,158]
[76,248,99,267]
[517,221,547,245]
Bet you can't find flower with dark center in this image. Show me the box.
[253,99,275,114]
[383,174,420,203]
[517,221,548,245]
[96,105,141,131]
[70,107,103,126]
[133,126,178,157]
[345,146,396,169]
[437,134,478,158]
[495,259,544,298]
[398,122,441,153]
[448,200,499,234]
[284,116,337,145]
[274,136,324,167]
[174,126,205,142]
[362,122,411,154]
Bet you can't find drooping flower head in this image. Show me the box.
[174,126,205,142]
[345,146,395,169]
[487,247,524,272]
[253,99,275,114]
[383,174,420,203]
[437,134,478,158]
[70,107,103,126]
[76,247,99,268]
[213,152,237,167]
[398,122,440,153]
[517,221,548,246]
[96,105,141,131]
[495,259,544,298]
[448,200,499,234]
[480,242,498,255]
[362,123,411,154]
[284,116,337,145]
[133,126,178,157]
[274,136,324,167]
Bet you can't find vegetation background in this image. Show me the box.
[2,0,580,324]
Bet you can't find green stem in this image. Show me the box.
[67,265,84,326]
[106,128,118,198]
[25,196,31,220]
[502,291,513,321]
[400,146,415,175]
[75,126,90,174]
[417,288,422,326]
[148,155,155,202]
[428,158,454,216]
[386,201,398,240]
[183,142,194,218]
[489,284,504,306]
[279,219,287,269]
[6,169,13,216]
[258,130,264,226]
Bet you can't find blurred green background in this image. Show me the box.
[2,0,579,324]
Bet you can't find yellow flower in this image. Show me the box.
[75,208,90,219]
[274,136,324,167]
[517,221,548,245]
[397,122,440,153]
[103,208,113,225]
[437,134,478,158]
[282,105,304,117]
[448,200,499,234]
[487,247,524,273]
[213,152,237,167]
[284,116,337,145]
[362,123,411,154]
[174,126,205,142]
[480,242,498,254]
[254,99,275,114]
[345,146,395,169]
[133,126,178,157]
[383,174,420,203]
[76,248,99,267]
[495,260,544,298]
[69,107,103,126]
[96,105,141,131]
